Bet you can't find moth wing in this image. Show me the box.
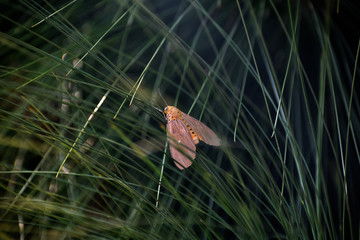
[167,119,196,169]
[181,113,221,146]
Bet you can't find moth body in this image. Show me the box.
[164,106,220,169]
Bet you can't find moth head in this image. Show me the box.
[163,106,168,119]
[164,106,173,115]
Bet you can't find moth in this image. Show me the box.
[164,106,220,169]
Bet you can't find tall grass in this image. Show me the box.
[1,0,359,239]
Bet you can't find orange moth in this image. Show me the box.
[164,106,220,169]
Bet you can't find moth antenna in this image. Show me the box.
[152,106,165,119]
[158,89,168,106]
[153,106,163,113]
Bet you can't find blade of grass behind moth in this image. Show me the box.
[129,4,191,107]
[199,16,240,120]
[128,33,167,107]
[23,1,126,81]
[151,46,170,103]
[56,78,112,178]
[279,0,313,207]
[234,62,249,142]
[191,0,259,84]
[156,140,168,208]
[342,39,360,240]
[30,0,77,28]
[198,8,243,119]
[135,6,195,109]
[65,7,132,77]
[271,46,293,138]
[173,5,211,106]
[315,27,329,229]
[114,35,165,118]
[268,0,298,139]
[185,11,224,116]
[344,39,360,183]
[347,40,360,161]
[15,61,60,89]
[187,74,210,115]
[258,38,293,204]
[237,1,274,129]
[1,144,54,220]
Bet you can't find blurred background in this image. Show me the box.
[1,0,359,239]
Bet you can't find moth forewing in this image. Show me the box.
[167,119,196,169]
[181,113,221,146]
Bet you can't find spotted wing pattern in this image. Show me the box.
[167,119,196,169]
[181,113,221,146]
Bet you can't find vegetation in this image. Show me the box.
[1,0,359,239]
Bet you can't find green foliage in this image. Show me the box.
[1,0,359,239]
